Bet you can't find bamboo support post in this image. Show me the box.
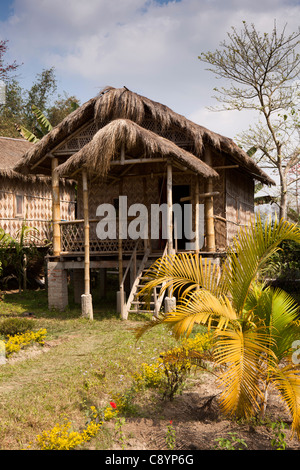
[118,213,126,319]
[195,176,200,254]
[204,149,216,252]
[167,163,173,255]
[166,163,174,301]
[51,158,61,257]
[81,170,93,319]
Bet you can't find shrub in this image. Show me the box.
[31,419,101,450]
[5,328,47,356]
[133,332,213,400]
[0,317,34,338]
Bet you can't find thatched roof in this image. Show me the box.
[55,119,218,179]
[14,86,275,185]
[0,136,33,178]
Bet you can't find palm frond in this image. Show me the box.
[139,252,223,300]
[271,363,300,439]
[245,285,300,361]
[162,290,237,339]
[222,215,300,316]
[214,327,273,419]
[135,289,237,341]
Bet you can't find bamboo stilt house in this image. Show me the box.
[14,86,275,316]
[0,136,75,243]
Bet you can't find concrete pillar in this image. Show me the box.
[164,296,176,313]
[81,293,93,320]
[73,269,84,304]
[47,261,68,310]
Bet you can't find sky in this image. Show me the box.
[0,0,299,147]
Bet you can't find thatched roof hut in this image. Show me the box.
[11,86,278,316]
[0,136,33,178]
[55,118,218,180]
[14,86,274,186]
[0,136,75,242]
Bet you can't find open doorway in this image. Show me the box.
[172,184,191,251]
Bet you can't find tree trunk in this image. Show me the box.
[279,168,287,220]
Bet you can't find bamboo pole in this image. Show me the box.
[166,163,174,301]
[195,176,200,254]
[204,148,216,252]
[118,178,125,319]
[82,170,90,295]
[81,169,93,319]
[167,163,173,255]
[51,157,61,257]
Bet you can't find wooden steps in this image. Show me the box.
[123,246,167,319]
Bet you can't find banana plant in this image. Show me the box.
[135,216,300,438]
[16,104,53,143]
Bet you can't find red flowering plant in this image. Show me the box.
[103,400,118,420]
[166,420,176,450]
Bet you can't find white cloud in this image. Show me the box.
[1,0,299,139]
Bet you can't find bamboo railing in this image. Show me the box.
[59,219,140,255]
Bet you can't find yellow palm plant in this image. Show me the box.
[135,216,300,437]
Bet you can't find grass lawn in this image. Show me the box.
[1,286,300,451]
[0,287,180,450]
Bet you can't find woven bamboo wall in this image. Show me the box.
[225,169,254,245]
[59,118,254,253]
[211,153,227,251]
[76,169,229,252]
[0,176,76,244]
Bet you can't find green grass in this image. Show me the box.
[0,288,179,450]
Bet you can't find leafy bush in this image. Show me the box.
[4,328,46,356]
[133,332,213,400]
[0,317,34,338]
[30,419,101,450]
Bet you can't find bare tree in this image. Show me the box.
[199,21,300,219]
[0,40,20,80]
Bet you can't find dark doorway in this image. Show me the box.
[172,184,190,250]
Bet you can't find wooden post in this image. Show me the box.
[81,170,93,319]
[167,163,173,255]
[83,170,90,296]
[51,157,61,256]
[204,149,216,252]
[165,162,175,305]
[195,176,200,253]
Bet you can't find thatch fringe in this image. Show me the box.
[95,86,215,155]
[55,119,218,179]
[14,97,97,174]
[14,86,275,185]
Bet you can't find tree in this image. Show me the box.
[16,99,80,143]
[136,217,300,437]
[0,79,24,137]
[198,22,300,220]
[23,67,57,132]
[0,39,20,80]
[47,93,80,127]
[0,67,80,138]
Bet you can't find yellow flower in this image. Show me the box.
[5,329,47,357]
[34,419,102,450]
